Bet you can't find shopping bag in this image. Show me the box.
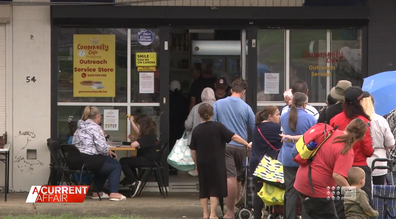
[253,155,284,187]
[167,132,195,171]
[258,182,285,206]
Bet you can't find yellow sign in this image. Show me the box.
[137,66,156,71]
[136,52,157,67]
[73,34,116,97]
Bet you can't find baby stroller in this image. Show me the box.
[372,158,396,219]
[235,148,254,219]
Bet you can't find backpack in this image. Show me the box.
[291,123,339,193]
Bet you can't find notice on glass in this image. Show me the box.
[139,72,154,94]
[264,73,279,94]
[73,34,116,97]
[103,109,119,131]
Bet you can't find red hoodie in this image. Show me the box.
[330,112,373,166]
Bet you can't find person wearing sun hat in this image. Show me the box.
[317,80,352,124]
[330,86,374,219]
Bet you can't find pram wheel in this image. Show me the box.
[237,208,253,219]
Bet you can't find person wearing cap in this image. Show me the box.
[169,80,189,175]
[330,86,374,219]
[318,80,352,124]
[214,77,229,100]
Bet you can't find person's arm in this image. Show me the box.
[280,134,302,143]
[212,102,218,121]
[383,119,395,150]
[185,109,195,131]
[247,107,255,132]
[231,134,251,148]
[362,123,374,157]
[129,115,140,135]
[332,173,350,187]
[92,126,109,156]
[358,191,379,217]
[130,141,140,148]
[191,150,197,169]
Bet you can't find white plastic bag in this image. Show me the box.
[167,132,195,171]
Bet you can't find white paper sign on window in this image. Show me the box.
[103,109,119,131]
[139,72,155,94]
[264,73,280,94]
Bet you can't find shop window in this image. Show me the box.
[57,106,127,143]
[256,29,285,102]
[331,29,362,86]
[57,28,127,102]
[130,28,160,103]
[290,29,327,103]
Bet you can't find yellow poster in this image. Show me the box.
[73,34,116,97]
[136,52,157,67]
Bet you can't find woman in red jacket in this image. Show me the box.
[330,86,374,219]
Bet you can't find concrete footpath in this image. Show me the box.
[0,192,212,218]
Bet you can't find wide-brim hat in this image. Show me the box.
[330,80,352,101]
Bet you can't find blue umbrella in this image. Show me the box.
[362,71,396,116]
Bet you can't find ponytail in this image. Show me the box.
[288,104,298,132]
[333,118,367,155]
[288,92,307,132]
[81,106,100,121]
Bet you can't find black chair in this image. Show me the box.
[60,144,102,201]
[46,139,77,186]
[135,142,168,198]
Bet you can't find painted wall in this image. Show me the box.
[10,3,51,191]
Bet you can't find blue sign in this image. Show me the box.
[137,30,154,46]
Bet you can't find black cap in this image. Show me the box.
[215,77,228,90]
[344,86,370,103]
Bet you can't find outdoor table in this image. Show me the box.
[0,144,10,202]
[108,142,137,157]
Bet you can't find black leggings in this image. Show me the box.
[373,175,386,185]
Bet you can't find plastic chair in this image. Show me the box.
[135,142,168,198]
[60,144,102,201]
[46,139,76,186]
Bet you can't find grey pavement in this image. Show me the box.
[0,192,217,218]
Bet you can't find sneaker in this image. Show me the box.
[130,181,142,198]
[188,170,198,177]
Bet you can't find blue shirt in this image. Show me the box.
[278,107,317,167]
[213,96,255,146]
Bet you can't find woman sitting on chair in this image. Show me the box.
[72,106,126,201]
[120,114,160,198]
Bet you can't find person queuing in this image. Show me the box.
[294,119,369,219]
[360,94,395,185]
[189,103,250,219]
[278,92,316,219]
[250,106,282,219]
[330,86,374,219]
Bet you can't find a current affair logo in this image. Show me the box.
[26,186,89,203]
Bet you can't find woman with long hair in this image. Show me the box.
[72,106,125,201]
[189,103,250,219]
[330,86,374,219]
[361,94,395,185]
[294,118,368,219]
[278,92,317,219]
[119,114,159,198]
[250,105,282,219]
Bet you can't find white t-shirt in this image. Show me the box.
[281,104,319,120]
[367,113,395,176]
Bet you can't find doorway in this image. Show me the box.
[167,28,245,191]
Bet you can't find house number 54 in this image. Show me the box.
[26,76,37,83]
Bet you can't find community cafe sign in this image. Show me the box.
[73,34,116,97]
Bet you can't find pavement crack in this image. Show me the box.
[32,203,38,216]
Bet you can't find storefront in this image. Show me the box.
[49,5,369,191]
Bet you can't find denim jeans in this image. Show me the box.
[93,156,121,193]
